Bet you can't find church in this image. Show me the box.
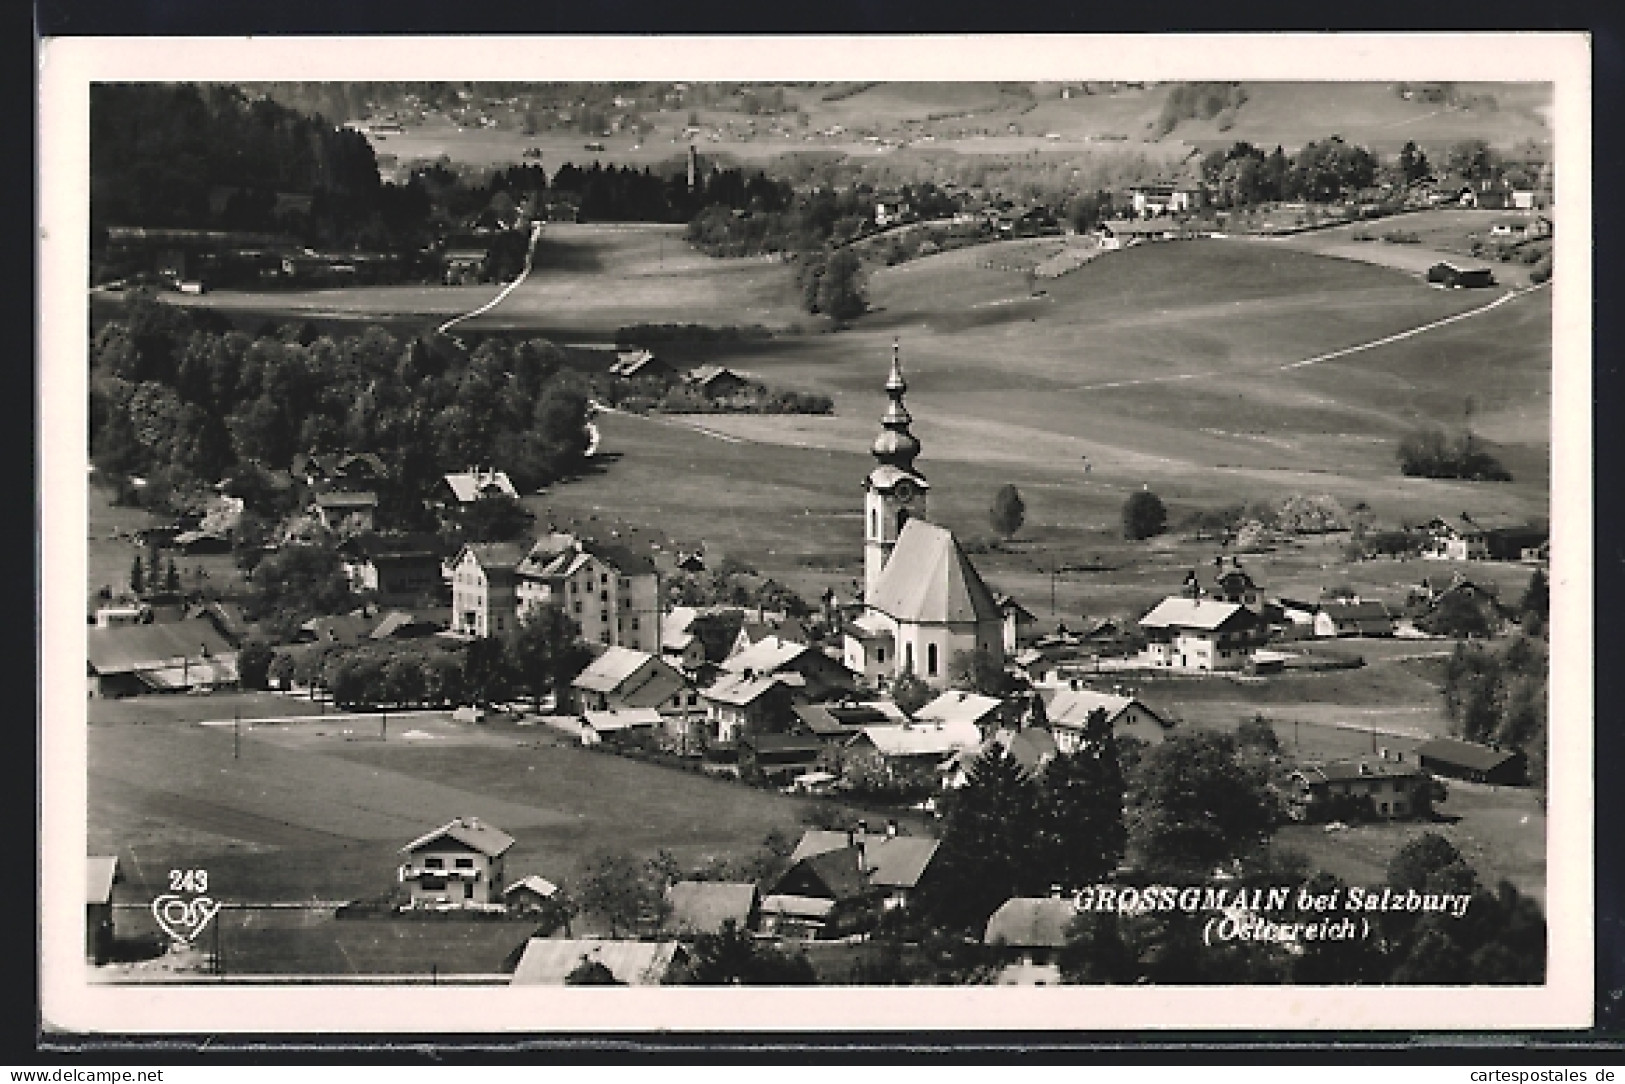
[843,342,1004,689]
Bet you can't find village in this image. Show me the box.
[80,79,1554,988]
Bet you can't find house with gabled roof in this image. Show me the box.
[449,541,525,638]
[510,938,685,985]
[685,364,748,399]
[1137,596,1264,671]
[914,689,1004,732]
[664,881,760,937]
[1041,685,1172,750]
[87,856,121,961]
[398,817,515,909]
[699,670,799,747]
[87,623,238,698]
[442,468,519,505]
[608,349,675,382]
[722,634,853,700]
[571,645,691,716]
[1314,600,1394,638]
[771,826,942,925]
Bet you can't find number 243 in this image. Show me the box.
[169,868,208,893]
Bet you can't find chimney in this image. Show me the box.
[886,819,898,838]
[857,819,868,836]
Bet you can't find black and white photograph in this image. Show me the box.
[38,34,1593,1034]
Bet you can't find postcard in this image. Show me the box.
[38,32,1593,1035]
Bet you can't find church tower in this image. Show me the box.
[864,340,931,599]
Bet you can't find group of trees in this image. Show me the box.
[1198,137,1379,209]
[1155,82,1251,137]
[246,602,592,711]
[920,707,1131,932]
[1441,634,1548,787]
[90,300,594,520]
[1396,427,1512,481]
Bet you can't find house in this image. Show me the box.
[758,894,838,940]
[397,817,514,909]
[1424,514,1548,562]
[843,718,983,785]
[685,365,749,399]
[571,646,692,717]
[913,689,1004,733]
[738,731,828,781]
[997,594,1039,656]
[608,349,675,381]
[664,881,760,937]
[846,344,1005,688]
[661,607,746,675]
[721,635,853,700]
[503,875,560,915]
[1426,261,1496,289]
[94,605,144,629]
[1099,218,1187,249]
[1290,759,1433,820]
[1211,559,1264,613]
[581,708,666,746]
[86,622,238,697]
[946,725,1061,788]
[699,670,799,747]
[1314,600,1395,638]
[510,938,685,985]
[87,856,120,961]
[1041,686,1172,750]
[448,542,525,638]
[515,533,661,652]
[775,827,941,919]
[983,895,1078,980]
[1128,181,1178,216]
[293,451,386,490]
[369,610,443,641]
[1414,737,1528,786]
[346,550,444,604]
[295,613,377,646]
[442,468,520,505]
[1137,596,1265,671]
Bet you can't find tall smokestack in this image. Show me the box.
[687,144,697,190]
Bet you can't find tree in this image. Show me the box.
[948,648,1020,699]
[576,851,672,938]
[461,635,514,707]
[1037,708,1128,889]
[922,749,1046,932]
[1121,489,1167,541]
[1235,714,1282,755]
[164,557,181,594]
[129,552,145,595]
[683,919,818,985]
[989,484,1026,542]
[456,495,534,543]
[508,603,589,710]
[1423,591,1497,640]
[888,666,933,717]
[1125,732,1278,878]
[1519,569,1549,626]
[1398,140,1431,185]
[238,642,274,691]
[563,958,624,985]
[814,248,867,322]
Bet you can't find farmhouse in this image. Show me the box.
[1137,596,1264,671]
[792,699,908,742]
[664,881,760,937]
[309,490,378,534]
[293,451,386,489]
[771,827,941,924]
[1414,737,1528,786]
[344,549,444,605]
[397,817,514,909]
[571,646,692,714]
[442,468,519,505]
[87,622,238,697]
[700,670,800,747]
[844,343,1004,689]
[1291,759,1433,820]
[685,365,749,399]
[1426,261,1496,289]
[608,349,675,381]
[737,731,827,781]
[1041,686,1172,750]
[913,689,1004,733]
[1424,514,1548,562]
[997,594,1040,655]
[722,635,853,700]
[86,856,120,962]
[843,718,983,781]
[510,938,685,985]
[1314,600,1394,638]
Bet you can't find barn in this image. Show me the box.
[1414,737,1528,786]
[1426,262,1496,289]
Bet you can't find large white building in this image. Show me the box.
[843,343,1004,689]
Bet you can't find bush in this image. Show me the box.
[1529,253,1553,284]
[1396,428,1511,481]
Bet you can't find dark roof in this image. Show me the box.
[582,540,658,577]
[401,817,515,858]
[739,733,825,757]
[1320,601,1392,622]
[1414,737,1522,773]
[461,542,525,571]
[690,611,747,664]
[793,702,895,736]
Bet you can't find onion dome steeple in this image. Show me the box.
[871,339,923,474]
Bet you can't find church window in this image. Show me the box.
[876,647,885,663]
[927,643,938,676]
[871,508,878,537]
[896,508,910,534]
[905,643,914,672]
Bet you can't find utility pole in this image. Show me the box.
[382,711,388,742]
[233,706,240,760]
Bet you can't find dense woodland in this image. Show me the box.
[89,296,594,519]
